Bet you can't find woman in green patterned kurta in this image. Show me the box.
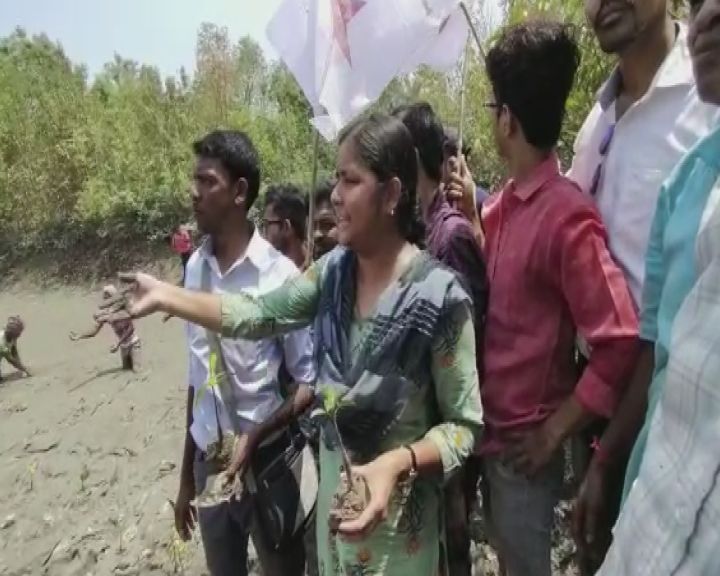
[111,115,484,576]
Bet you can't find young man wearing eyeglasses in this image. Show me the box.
[261,184,309,270]
[447,22,638,576]
[569,1,720,570]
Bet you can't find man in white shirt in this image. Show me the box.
[569,1,719,572]
[569,2,717,304]
[175,130,316,576]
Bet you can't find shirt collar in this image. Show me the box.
[198,225,273,276]
[597,22,693,110]
[508,153,561,202]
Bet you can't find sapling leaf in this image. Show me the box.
[321,387,341,415]
[316,386,355,490]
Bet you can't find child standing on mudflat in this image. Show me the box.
[0,316,31,380]
[70,286,141,371]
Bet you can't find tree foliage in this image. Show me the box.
[0,0,612,269]
[0,26,330,268]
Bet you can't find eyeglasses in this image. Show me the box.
[483,102,500,109]
[314,217,336,235]
[589,124,616,197]
[261,218,283,231]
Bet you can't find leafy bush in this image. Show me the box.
[1,0,611,273]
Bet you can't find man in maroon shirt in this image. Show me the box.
[393,102,487,576]
[447,22,638,576]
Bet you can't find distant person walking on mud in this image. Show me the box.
[164,224,196,323]
[171,224,194,285]
[0,316,31,380]
[70,285,141,371]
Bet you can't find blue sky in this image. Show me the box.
[1,1,501,78]
[1,0,284,77]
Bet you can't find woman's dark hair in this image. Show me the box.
[338,114,423,243]
[193,130,261,210]
[392,102,445,183]
[265,183,308,240]
[486,21,580,151]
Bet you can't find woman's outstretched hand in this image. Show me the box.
[95,272,166,322]
[96,272,223,332]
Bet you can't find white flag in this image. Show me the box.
[267,0,469,141]
[401,6,470,73]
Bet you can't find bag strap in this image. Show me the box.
[200,256,303,497]
[200,259,243,438]
[200,257,266,496]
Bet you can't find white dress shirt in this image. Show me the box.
[567,24,720,306]
[185,230,315,452]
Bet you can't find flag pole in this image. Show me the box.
[457,39,469,158]
[306,127,321,268]
[459,2,487,63]
[456,1,486,159]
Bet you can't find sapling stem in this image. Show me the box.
[333,404,354,491]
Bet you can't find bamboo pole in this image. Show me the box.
[459,1,487,63]
[306,129,321,268]
[457,39,469,160]
[456,1,487,158]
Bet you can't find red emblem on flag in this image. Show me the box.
[331,0,367,65]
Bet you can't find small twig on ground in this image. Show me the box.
[110,447,137,458]
[24,440,59,454]
[42,539,62,566]
[155,405,173,426]
[89,401,105,417]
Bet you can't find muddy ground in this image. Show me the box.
[0,287,579,576]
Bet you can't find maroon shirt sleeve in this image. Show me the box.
[552,205,639,417]
[437,219,488,372]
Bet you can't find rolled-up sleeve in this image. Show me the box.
[424,288,484,482]
[282,327,316,386]
[557,207,639,418]
[639,187,669,343]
